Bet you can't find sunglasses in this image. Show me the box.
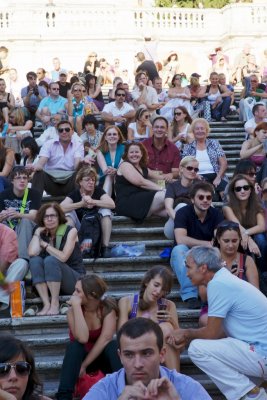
[246,172,256,177]
[185,165,199,173]
[0,362,31,377]
[58,127,71,133]
[116,93,125,97]
[234,185,251,192]
[197,194,212,201]
[174,112,182,116]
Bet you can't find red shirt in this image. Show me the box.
[143,137,180,174]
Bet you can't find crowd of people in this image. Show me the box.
[0,47,267,400]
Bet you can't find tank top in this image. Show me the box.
[129,293,165,319]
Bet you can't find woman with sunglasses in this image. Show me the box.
[96,126,125,197]
[164,156,199,239]
[127,107,152,142]
[84,74,104,111]
[183,118,228,201]
[115,142,166,222]
[67,83,86,135]
[160,74,192,122]
[168,106,194,151]
[28,202,85,316]
[198,220,259,327]
[0,334,50,400]
[223,174,267,273]
[118,266,180,371]
[56,274,121,400]
[240,122,267,169]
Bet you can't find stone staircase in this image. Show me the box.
[0,117,246,400]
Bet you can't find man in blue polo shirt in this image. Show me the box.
[36,81,67,127]
[170,181,223,309]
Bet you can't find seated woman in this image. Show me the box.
[5,108,33,163]
[0,78,15,124]
[20,136,40,167]
[164,156,199,240]
[127,107,152,142]
[0,138,14,192]
[118,266,180,371]
[240,122,267,170]
[162,51,180,86]
[199,220,259,327]
[187,74,211,121]
[60,166,115,258]
[223,174,267,274]
[168,106,194,151]
[0,110,8,137]
[56,274,121,400]
[160,74,192,122]
[80,115,103,159]
[96,125,125,197]
[183,118,228,200]
[204,71,232,122]
[0,334,51,400]
[67,82,86,135]
[28,203,85,316]
[85,73,104,111]
[115,142,167,222]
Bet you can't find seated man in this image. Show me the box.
[21,71,47,123]
[84,318,211,400]
[170,181,223,309]
[131,72,161,118]
[143,116,180,183]
[0,166,41,265]
[0,223,28,313]
[35,81,67,128]
[244,103,267,139]
[239,74,267,122]
[32,120,84,196]
[169,246,267,400]
[101,88,135,137]
[60,166,115,258]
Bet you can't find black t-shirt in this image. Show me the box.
[174,204,224,245]
[67,186,106,221]
[0,187,42,227]
[165,179,198,206]
[57,81,71,98]
[136,60,159,82]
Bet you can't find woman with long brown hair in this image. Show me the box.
[168,106,193,150]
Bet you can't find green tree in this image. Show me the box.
[155,0,251,8]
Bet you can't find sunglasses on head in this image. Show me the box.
[218,221,240,229]
[0,361,31,378]
[197,194,212,201]
[58,127,71,133]
[234,185,251,192]
[185,165,199,173]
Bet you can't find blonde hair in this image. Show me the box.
[179,156,199,177]
[191,118,210,136]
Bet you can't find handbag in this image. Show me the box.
[45,169,74,184]
[74,370,105,399]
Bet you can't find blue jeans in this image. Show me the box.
[0,176,10,193]
[253,233,267,273]
[211,96,231,120]
[170,244,198,301]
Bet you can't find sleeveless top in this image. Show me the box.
[129,293,165,319]
[128,122,150,140]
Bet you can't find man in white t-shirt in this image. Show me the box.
[244,103,267,139]
[101,88,135,127]
[168,246,267,400]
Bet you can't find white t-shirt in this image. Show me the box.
[208,267,267,357]
[196,149,214,174]
[102,102,134,117]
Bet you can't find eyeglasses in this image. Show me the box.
[116,93,125,97]
[234,185,251,192]
[185,165,199,173]
[51,88,59,91]
[81,177,96,183]
[43,214,58,220]
[197,194,212,201]
[58,127,71,133]
[246,172,256,177]
[0,362,31,378]
[174,112,182,116]
[13,176,28,181]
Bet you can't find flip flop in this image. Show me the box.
[23,305,39,317]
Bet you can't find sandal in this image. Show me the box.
[23,305,39,317]
[59,303,69,315]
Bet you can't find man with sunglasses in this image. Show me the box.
[170,181,224,309]
[31,120,84,196]
[35,82,67,128]
[101,88,135,130]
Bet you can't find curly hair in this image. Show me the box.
[36,202,67,227]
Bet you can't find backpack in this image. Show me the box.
[78,211,102,258]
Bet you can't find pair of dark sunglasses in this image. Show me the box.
[234,185,251,193]
[58,127,71,133]
[0,361,31,377]
[197,194,212,201]
[185,165,199,173]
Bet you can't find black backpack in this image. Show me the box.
[78,211,102,258]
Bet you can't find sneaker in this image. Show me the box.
[101,246,112,258]
[242,388,267,399]
[185,298,201,309]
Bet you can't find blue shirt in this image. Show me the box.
[37,95,67,115]
[83,366,211,400]
[208,267,267,357]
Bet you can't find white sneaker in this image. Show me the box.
[242,388,267,400]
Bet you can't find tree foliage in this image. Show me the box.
[155,0,252,8]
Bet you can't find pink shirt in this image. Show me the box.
[40,137,84,171]
[0,224,18,265]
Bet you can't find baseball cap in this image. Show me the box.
[59,69,68,76]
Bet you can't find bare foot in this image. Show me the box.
[37,304,50,316]
[47,304,59,315]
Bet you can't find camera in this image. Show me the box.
[33,86,39,96]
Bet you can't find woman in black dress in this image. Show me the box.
[115,142,167,222]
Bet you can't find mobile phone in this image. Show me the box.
[158,302,167,311]
[231,263,238,273]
